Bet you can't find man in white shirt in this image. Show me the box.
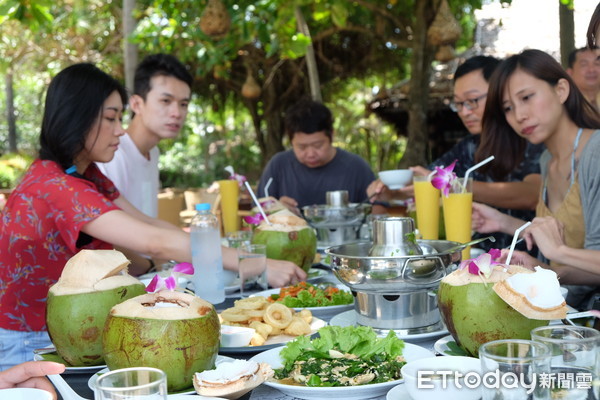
[98,53,193,217]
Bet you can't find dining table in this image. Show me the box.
[57,265,442,400]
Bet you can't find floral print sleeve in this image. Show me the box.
[0,160,121,331]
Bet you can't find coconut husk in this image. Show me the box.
[200,0,231,38]
[494,280,567,320]
[427,0,462,46]
[193,361,274,399]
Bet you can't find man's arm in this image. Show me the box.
[472,173,541,210]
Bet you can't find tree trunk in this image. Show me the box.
[401,0,438,168]
[5,70,17,153]
[559,0,575,68]
[295,7,322,103]
[123,0,138,93]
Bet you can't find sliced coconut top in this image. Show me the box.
[254,196,286,213]
[49,250,141,295]
[258,209,310,231]
[493,266,567,320]
[441,264,532,286]
[110,291,214,320]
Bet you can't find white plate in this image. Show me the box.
[33,347,106,374]
[250,284,354,316]
[306,267,329,282]
[329,310,449,341]
[219,317,327,354]
[433,334,472,357]
[386,383,410,400]
[88,355,233,395]
[224,277,241,294]
[249,343,433,400]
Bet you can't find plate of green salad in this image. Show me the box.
[251,282,354,316]
[249,325,433,400]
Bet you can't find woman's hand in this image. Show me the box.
[266,259,308,287]
[367,179,391,202]
[0,361,66,399]
[523,216,566,259]
[472,202,506,233]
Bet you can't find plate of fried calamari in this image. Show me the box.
[218,296,326,354]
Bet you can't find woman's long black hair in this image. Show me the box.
[39,63,127,170]
[476,49,600,179]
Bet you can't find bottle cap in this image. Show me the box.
[195,203,211,211]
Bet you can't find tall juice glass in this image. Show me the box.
[413,176,441,240]
[218,180,240,235]
[442,177,473,260]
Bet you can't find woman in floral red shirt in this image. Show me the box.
[0,63,305,370]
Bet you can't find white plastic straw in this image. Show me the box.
[244,181,271,225]
[264,177,273,198]
[505,221,531,267]
[463,155,495,189]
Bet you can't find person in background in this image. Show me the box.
[471,49,600,309]
[97,54,306,283]
[97,54,192,272]
[98,54,192,219]
[0,63,304,370]
[565,47,600,110]
[0,361,65,399]
[369,56,543,250]
[257,98,378,214]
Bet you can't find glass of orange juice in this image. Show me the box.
[442,177,473,260]
[413,176,441,240]
[218,179,240,235]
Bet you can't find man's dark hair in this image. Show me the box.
[454,55,501,82]
[134,54,193,99]
[568,47,594,69]
[284,98,334,142]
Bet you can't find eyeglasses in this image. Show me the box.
[449,93,487,112]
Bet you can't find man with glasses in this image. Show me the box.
[257,98,377,215]
[369,55,544,250]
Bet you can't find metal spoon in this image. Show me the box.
[445,236,496,254]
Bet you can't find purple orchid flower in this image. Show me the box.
[146,262,194,293]
[243,213,265,225]
[230,173,247,187]
[431,160,458,197]
[459,249,501,279]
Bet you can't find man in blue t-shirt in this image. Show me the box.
[257,99,376,214]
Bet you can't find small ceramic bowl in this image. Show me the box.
[0,388,53,400]
[379,169,413,189]
[223,269,239,287]
[401,356,482,400]
[220,325,256,347]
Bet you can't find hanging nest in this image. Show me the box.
[435,45,456,62]
[427,0,462,46]
[241,72,261,99]
[200,0,231,39]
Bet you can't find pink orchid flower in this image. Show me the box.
[459,249,501,279]
[146,262,194,293]
[230,173,247,187]
[431,160,458,197]
[243,213,265,225]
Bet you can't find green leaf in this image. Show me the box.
[331,1,347,27]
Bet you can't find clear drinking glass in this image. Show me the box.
[479,339,552,400]
[531,325,600,400]
[226,230,253,248]
[94,367,167,400]
[237,243,267,297]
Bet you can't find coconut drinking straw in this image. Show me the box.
[462,155,495,192]
[244,181,271,225]
[505,221,532,267]
[264,177,273,198]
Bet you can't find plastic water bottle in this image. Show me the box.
[190,203,225,304]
